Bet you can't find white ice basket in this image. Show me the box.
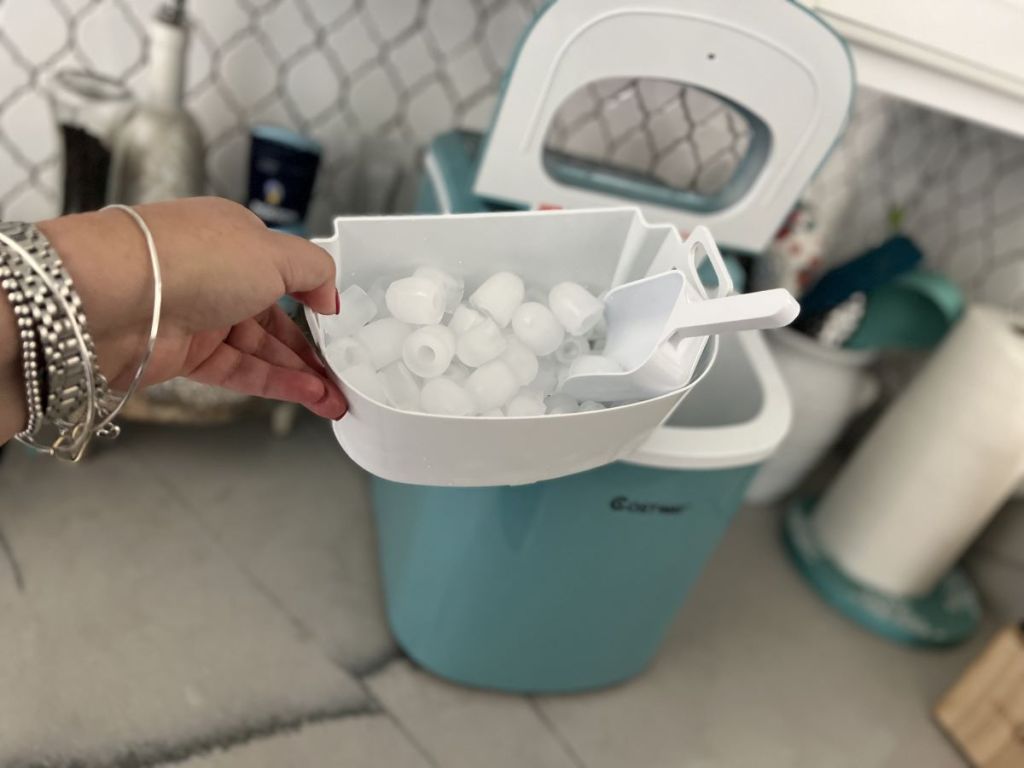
[306,208,729,487]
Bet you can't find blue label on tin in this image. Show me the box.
[247,128,321,228]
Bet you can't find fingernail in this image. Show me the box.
[334,289,341,315]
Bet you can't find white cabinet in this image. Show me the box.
[802,0,1024,137]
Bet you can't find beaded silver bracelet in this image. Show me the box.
[2,222,110,430]
[0,207,161,460]
[0,239,45,438]
[1,223,104,458]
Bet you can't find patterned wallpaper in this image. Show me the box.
[1,0,1024,307]
[809,89,1024,306]
[0,0,546,229]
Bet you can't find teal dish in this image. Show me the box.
[845,270,964,350]
[783,500,980,646]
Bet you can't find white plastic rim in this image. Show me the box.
[627,329,792,471]
[308,208,725,486]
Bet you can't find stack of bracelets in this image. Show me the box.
[0,205,161,461]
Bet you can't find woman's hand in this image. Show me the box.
[36,197,347,420]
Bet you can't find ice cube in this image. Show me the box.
[380,361,421,412]
[549,282,604,336]
[579,400,606,412]
[528,360,559,396]
[323,336,372,372]
[403,325,456,378]
[355,318,412,370]
[322,285,377,338]
[511,302,564,356]
[414,266,464,314]
[386,276,446,325]
[448,304,485,336]
[500,336,539,387]
[421,377,476,416]
[588,316,607,353]
[456,317,507,367]
[446,360,471,383]
[469,271,524,327]
[367,277,390,316]
[568,354,623,377]
[340,363,387,404]
[545,393,580,415]
[465,359,519,412]
[555,335,588,365]
[505,390,546,417]
[524,283,549,304]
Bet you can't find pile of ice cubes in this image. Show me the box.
[321,267,623,416]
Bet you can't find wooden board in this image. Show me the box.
[935,625,1024,768]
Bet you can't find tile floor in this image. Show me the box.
[0,413,987,766]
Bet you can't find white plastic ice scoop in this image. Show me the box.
[561,270,799,402]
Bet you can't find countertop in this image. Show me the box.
[0,414,988,767]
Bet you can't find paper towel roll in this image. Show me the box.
[813,306,1024,597]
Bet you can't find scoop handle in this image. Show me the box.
[667,288,800,338]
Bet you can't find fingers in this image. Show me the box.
[266,229,338,316]
[188,308,347,419]
[254,304,329,375]
[227,315,315,374]
[190,342,347,420]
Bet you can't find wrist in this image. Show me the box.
[37,208,153,386]
[0,288,26,438]
[0,270,16,371]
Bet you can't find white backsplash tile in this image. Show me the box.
[2,0,67,62]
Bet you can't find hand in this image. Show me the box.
[37,197,347,420]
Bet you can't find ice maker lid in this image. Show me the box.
[474,0,855,254]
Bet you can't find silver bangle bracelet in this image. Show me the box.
[98,204,162,432]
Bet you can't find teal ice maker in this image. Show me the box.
[371,0,852,692]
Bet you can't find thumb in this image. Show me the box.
[268,230,338,315]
